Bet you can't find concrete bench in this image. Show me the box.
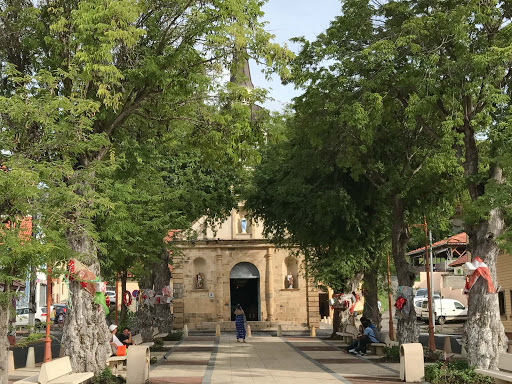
[337,325,358,343]
[106,355,127,375]
[370,343,387,356]
[132,333,154,347]
[14,356,93,384]
[400,343,424,382]
[381,332,399,348]
[126,346,150,384]
[476,353,512,383]
[153,327,168,340]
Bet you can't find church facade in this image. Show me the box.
[171,204,320,330]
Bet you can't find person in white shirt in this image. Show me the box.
[109,324,123,354]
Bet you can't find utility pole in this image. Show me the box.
[387,253,395,340]
[423,217,435,351]
[115,275,119,326]
[411,217,435,351]
[43,267,52,362]
[429,230,435,333]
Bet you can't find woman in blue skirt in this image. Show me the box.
[234,304,246,342]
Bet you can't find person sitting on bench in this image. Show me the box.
[348,318,379,356]
[346,317,376,352]
[118,327,134,347]
[109,324,123,355]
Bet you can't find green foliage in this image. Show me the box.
[424,361,493,384]
[0,0,292,288]
[117,309,135,333]
[384,346,400,360]
[15,333,46,348]
[92,368,125,384]
[164,331,183,341]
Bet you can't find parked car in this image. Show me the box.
[421,298,467,324]
[413,291,440,319]
[15,307,47,327]
[105,291,116,305]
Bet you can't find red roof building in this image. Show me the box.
[408,232,468,272]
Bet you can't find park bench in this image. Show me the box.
[337,324,358,343]
[106,355,127,375]
[132,333,154,347]
[369,342,387,356]
[14,356,93,384]
[153,327,168,340]
[476,353,512,383]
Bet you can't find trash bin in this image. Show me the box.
[399,343,424,382]
[126,345,150,384]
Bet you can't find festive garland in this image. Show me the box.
[123,291,132,306]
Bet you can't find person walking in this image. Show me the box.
[234,304,246,343]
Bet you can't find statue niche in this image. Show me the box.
[193,257,207,290]
[195,273,204,289]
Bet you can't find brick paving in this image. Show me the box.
[9,334,402,384]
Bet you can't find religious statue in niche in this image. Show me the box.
[287,273,294,289]
[240,217,247,233]
[195,273,204,289]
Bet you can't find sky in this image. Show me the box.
[250,0,342,111]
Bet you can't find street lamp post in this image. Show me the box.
[44,267,52,362]
[411,217,435,351]
[387,253,395,340]
[423,216,436,351]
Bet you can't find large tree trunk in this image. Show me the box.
[136,269,155,342]
[391,196,418,344]
[136,249,173,341]
[330,273,363,337]
[61,233,110,373]
[462,207,507,369]
[153,250,173,333]
[459,119,507,369]
[0,283,11,384]
[363,256,382,329]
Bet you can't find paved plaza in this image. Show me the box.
[149,335,401,384]
[8,334,403,384]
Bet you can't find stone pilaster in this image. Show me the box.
[265,248,274,321]
[216,248,223,320]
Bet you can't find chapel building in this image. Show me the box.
[171,204,320,331]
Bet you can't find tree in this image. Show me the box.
[245,111,392,336]
[0,0,291,374]
[0,159,45,384]
[385,0,512,368]
[286,0,463,344]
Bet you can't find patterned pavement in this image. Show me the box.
[148,335,401,384]
[8,335,402,384]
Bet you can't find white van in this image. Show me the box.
[421,298,467,325]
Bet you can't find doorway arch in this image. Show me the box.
[230,262,260,321]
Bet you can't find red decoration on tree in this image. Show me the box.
[105,295,110,307]
[123,291,132,306]
[394,296,406,310]
[67,260,75,280]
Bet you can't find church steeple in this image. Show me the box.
[229,58,254,89]
[230,50,254,89]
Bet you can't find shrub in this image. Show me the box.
[164,331,183,341]
[384,346,400,360]
[424,361,493,384]
[92,368,126,384]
